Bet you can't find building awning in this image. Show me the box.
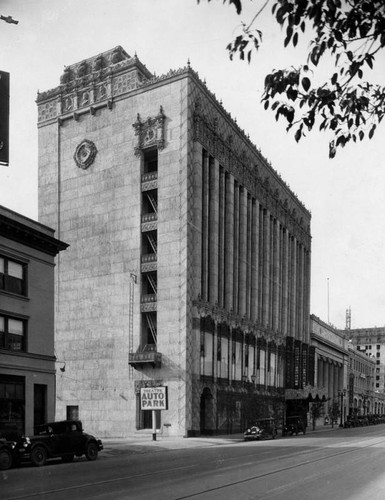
[285,384,328,401]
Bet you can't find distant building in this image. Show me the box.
[0,205,68,436]
[310,315,348,423]
[347,343,377,415]
[310,316,385,422]
[348,327,385,394]
[37,47,312,437]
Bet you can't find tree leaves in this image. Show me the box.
[209,0,385,158]
[302,77,311,92]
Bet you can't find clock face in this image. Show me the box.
[74,139,97,169]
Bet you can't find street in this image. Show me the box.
[2,425,385,500]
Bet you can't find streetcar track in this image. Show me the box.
[4,435,385,500]
[175,436,385,499]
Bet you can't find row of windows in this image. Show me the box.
[0,255,27,296]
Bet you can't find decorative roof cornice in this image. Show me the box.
[0,206,68,257]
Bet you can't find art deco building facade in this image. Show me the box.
[37,47,312,437]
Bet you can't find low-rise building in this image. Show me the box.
[0,205,68,436]
[310,315,348,425]
[347,342,376,416]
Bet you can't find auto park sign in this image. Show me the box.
[140,386,168,410]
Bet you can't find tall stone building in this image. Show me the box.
[37,47,312,437]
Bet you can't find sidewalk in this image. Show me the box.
[102,424,341,455]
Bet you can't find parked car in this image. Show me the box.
[15,420,103,467]
[357,415,369,426]
[283,416,307,436]
[244,418,278,441]
[0,438,16,470]
[0,422,21,441]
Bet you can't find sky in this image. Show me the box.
[1,0,384,330]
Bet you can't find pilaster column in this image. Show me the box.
[328,361,334,399]
[208,157,219,305]
[318,355,323,388]
[224,174,234,311]
[246,194,252,319]
[233,182,240,314]
[273,219,280,331]
[218,166,225,308]
[201,150,209,301]
[192,143,203,299]
[251,200,259,322]
[323,359,328,390]
[262,209,270,326]
[238,187,247,317]
[290,237,297,338]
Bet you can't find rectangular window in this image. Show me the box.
[0,256,27,296]
[217,336,222,362]
[66,405,79,421]
[0,314,26,351]
[0,375,25,437]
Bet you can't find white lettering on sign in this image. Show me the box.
[140,387,168,410]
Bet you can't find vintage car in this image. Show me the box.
[16,420,103,467]
[283,416,307,436]
[244,418,278,441]
[0,438,17,470]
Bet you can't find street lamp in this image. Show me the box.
[338,389,346,427]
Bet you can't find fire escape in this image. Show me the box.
[129,150,161,369]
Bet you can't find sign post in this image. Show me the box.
[0,71,9,166]
[140,386,168,441]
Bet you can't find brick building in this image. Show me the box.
[0,205,68,436]
[37,47,312,437]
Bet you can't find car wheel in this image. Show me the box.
[62,454,74,463]
[0,448,13,470]
[31,445,47,467]
[85,442,98,461]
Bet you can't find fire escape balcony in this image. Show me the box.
[129,344,162,369]
[140,293,157,312]
[141,172,158,191]
[141,213,157,232]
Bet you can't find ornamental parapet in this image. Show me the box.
[36,46,153,125]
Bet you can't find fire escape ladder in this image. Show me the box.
[146,232,157,254]
[147,273,157,295]
[145,313,158,346]
[146,192,158,214]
